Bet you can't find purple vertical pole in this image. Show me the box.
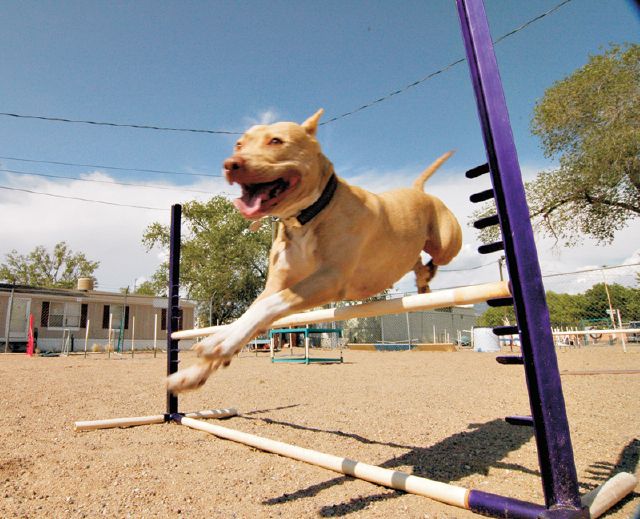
[166,204,181,416]
[455,1,584,517]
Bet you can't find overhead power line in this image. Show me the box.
[0,184,167,211]
[491,0,573,46]
[440,261,496,272]
[543,262,640,278]
[440,259,640,278]
[0,0,573,133]
[321,0,573,125]
[0,155,222,178]
[0,168,218,195]
[0,112,240,135]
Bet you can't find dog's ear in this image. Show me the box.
[301,109,324,136]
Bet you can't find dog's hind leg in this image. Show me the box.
[413,258,438,294]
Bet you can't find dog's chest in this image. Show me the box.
[270,227,317,280]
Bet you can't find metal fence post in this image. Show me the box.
[166,204,182,416]
[4,283,15,353]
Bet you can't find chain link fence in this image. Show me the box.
[474,263,639,348]
[316,296,477,346]
[541,263,640,348]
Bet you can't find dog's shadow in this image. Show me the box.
[239,413,535,516]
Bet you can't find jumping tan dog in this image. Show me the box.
[167,109,461,392]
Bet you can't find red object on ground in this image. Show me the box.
[26,314,34,357]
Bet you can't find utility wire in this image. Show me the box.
[320,57,465,125]
[0,0,573,133]
[0,155,222,178]
[0,184,167,211]
[321,0,573,125]
[543,262,640,278]
[440,261,496,272]
[491,0,573,46]
[0,168,219,195]
[440,259,640,277]
[438,261,640,278]
[0,113,241,135]
[0,1,575,213]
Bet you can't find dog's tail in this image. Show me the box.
[412,150,454,191]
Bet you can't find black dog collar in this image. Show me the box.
[296,173,338,225]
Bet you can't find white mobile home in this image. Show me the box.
[0,280,195,353]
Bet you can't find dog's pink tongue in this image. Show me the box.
[234,192,269,218]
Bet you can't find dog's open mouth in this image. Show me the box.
[233,174,300,218]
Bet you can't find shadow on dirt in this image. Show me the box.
[245,415,535,516]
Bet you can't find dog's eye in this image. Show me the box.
[268,137,284,145]
[235,141,242,149]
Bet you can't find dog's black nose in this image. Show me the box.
[223,156,244,172]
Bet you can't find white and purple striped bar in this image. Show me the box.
[173,415,636,519]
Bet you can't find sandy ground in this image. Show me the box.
[1,345,639,519]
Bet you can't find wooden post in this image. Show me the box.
[405,311,411,346]
[84,319,90,358]
[108,313,113,358]
[616,309,627,353]
[601,268,617,331]
[4,284,15,353]
[153,313,158,358]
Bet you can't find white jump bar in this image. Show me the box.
[172,281,511,340]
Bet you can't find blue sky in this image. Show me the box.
[1,1,638,295]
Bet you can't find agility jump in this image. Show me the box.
[72,205,637,517]
[74,1,636,517]
[72,210,637,518]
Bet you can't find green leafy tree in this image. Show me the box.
[477,283,640,329]
[477,293,584,328]
[0,241,99,288]
[142,197,271,325]
[118,280,162,296]
[545,291,587,327]
[582,282,640,324]
[133,280,161,296]
[473,43,639,245]
[476,305,516,328]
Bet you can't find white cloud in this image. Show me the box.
[243,109,280,128]
[1,171,231,291]
[2,162,637,298]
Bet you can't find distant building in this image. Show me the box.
[340,303,477,345]
[0,279,195,353]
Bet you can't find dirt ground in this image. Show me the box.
[1,345,639,518]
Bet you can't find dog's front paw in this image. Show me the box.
[192,332,227,358]
[193,328,245,366]
[166,360,216,393]
[193,343,236,369]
